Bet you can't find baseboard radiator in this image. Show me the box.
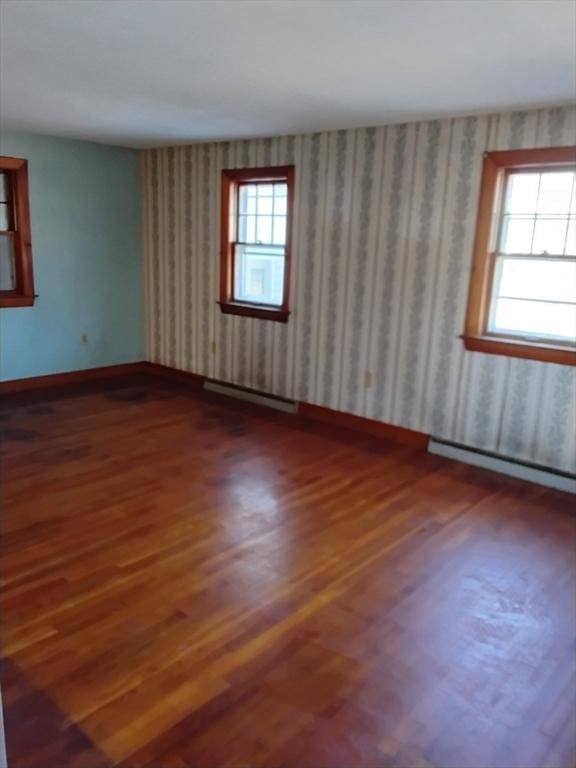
[201,379,574,493]
[203,379,299,414]
[429,438,576,494]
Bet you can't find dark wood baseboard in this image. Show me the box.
[299,402,429,449]
[0,362,147,395]
[145,364,428,450]
[0,361,429,450]
[141,362,206,387]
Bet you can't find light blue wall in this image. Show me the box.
[0,132,142,381]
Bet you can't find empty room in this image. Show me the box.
[0,0,575,766]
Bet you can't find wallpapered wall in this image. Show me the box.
[142,105,576,473]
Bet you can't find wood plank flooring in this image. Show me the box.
[1,374,575,768]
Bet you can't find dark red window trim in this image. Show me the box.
[0,156,35,308]
[219,165,294,322]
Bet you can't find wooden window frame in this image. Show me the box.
[0,156,35,308]
[463,147,576,366]
[219,165,294,322]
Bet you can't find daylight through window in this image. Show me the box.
[464,148,576,365]
[219,166,294,322]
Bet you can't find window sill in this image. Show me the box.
[0,293,35,308]
[462,334,576,366]
[218,301,290,322]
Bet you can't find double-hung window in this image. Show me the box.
[464,147,576,365]
[0,156,34,308]
[219,166,294,322]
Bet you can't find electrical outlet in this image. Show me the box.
[211,340,217,354]
[364,370,373,389]
[81,333,88,344]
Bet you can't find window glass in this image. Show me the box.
[236,182,288,247]
[234,244,285,306]
[500,215,534,253]
[565,218,576,255]
[505,173,539,214]
[490,169,576,343]
[532,217,569,255]
[0,203,9,231]
[500,170,575,255]
[496,258,576,303]
[537,172,574,215]
[491,298,576,341]
[0,233,16,290]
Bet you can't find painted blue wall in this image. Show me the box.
[0,132,142,380]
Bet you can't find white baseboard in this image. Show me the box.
[203,380,298,414]
[429,439,576,494]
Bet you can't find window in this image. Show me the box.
[464,147,576,365]
[0,156,34,308]
[219,166,294,321]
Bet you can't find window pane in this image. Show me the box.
[256,196,273,215]
[273,216,287,245]
[238,215,256,242]
[0,173,7,204]
[238,186,249,215]
[537,172,575,215]
[491,297,576,341]
[274,195,287,215]
[234,244,285,305]
[505,173,539,214]
[238,185,256,214]
[500,215,534,253]
[532,217,568,255]
[256,216,273,243]
[0,233,16,290]
[239,185,258,214]
[497,257,576,303]
[566,218,576,256]
[0,203,8,231]
[257,185,273,198]
[274,183,287,198]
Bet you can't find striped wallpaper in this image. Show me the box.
[142,105,576,474]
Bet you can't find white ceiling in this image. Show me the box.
[0,0,575,148]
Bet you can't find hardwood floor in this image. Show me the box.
[1,373,575,768]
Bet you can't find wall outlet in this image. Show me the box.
[211,340,217,354]
[81,333,88,344]
[364,370,373,389]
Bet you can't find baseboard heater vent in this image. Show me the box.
[203,379,299,414]
[429,438,576,494]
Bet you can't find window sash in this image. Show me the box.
[0,232,17,291]
[497,168,575,256]
[232,243,286,307]
[235,181,288,247]
[488,253,576,343]
[489,166,576,342]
